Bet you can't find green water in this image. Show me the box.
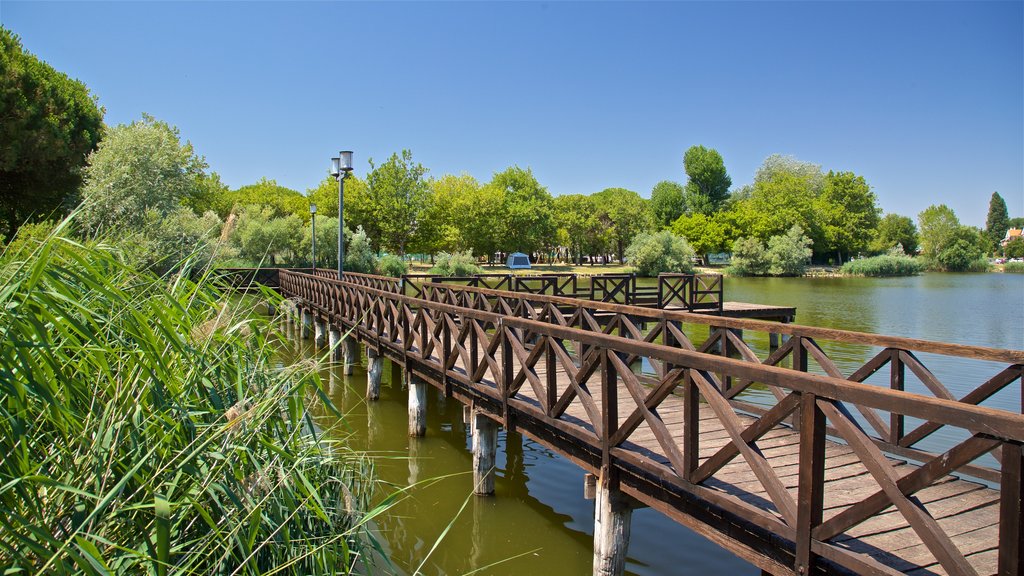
[279,272,1022,576]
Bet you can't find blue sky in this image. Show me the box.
[3,1,1021,226]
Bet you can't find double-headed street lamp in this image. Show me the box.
[309,202,317,271]
[329,151,354,277]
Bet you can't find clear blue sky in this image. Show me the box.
[3,1,1021,226]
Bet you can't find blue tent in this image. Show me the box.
[506,252,531,269]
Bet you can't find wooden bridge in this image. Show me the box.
[225,268,1023,576]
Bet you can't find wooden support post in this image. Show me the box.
[999,441,1023,576]
[367,347,382,401]
[769,331,780,351]
[343,336,359,376]
[300,308,312,339]
[795,392,826,576]
[593,472,633,576]
[328,328,341,362]
[314,317,326,348]
[408,373,426,437]
[471,408,498,495]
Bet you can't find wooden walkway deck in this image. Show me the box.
[249,268,1024,576]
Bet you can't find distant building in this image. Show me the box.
[1002,228,1022,247]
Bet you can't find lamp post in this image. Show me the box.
[330,151,354,277]
[309,203,317,272]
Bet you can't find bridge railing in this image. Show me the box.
[277,269,1023,575]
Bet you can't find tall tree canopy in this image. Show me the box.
[871,213,918,254]
[78,115,206,236]
[682,145,731,215]
[650,180,686,227]
[985,192,1009,252]
[592,187,653,262]
[1,27,104,239]
[413,173,478,256]
[815,171,880,263]
[221,177,306,220]
[364,150,429,255]
[917,204,961,262]
[490,166,554,254]
[554,193,605,264]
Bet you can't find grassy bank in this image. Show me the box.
[0,229,379,574]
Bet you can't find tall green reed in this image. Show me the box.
[0,226,380,574]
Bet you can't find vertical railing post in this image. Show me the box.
[1000,441,1023,576]
[795,392,826,576]
[442,314,452,398]
[601,349,618,471]
[790,336,807,431]
[545,335,557,417]
[501,320,513,427]
[682,369,699,483]
[889,349,905,445]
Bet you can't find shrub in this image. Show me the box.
[1004,237,1024,259]
[624,230,695,276]
[936,239,988,272]
[1004,261,1024,273]
[377,254,408,277]
[841,254,924,277]
[0,231,374,573]
[430,250,483,276]
[131,207,226,276]
[767,225,813,276]
[344,225,378,274]
[727,237,769,276]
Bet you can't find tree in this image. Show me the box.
[78,115,206,236]
[683,145,732,214]
[490,166,555,255]
[650,180,686,227]
[767,224,814,276]
[624,230,695,276]
[1,28,104,240]
[554,194,605,265]
[728,237,769,276]
[1005,237,1024,259]
[936,226,987,271]
[364,150,429,255]
[230,205,303,266]
[455,183,505,262]
[1008,217,1024,230]
[414,174,477,256]
[917,204,961,262]
[985,192,1010,253]
[222,177,306,220]
[754,154,825,194]
[815,171,880,263]
[870,213,918,255]
[671,212,736,261]
[731,169,820,245]
[592,187,653,262]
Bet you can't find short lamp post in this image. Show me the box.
[330,151,354,277]
[309,203,317,272]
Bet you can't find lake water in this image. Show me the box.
[278,272,1023,576]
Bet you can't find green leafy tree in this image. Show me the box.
[815,170,880,263]
[554,194,605,265]
[189,172,230,216]
[490,166,555,254]
[455,183,505,263]
[732,169,820,245]
[1005,237,1024,259]
[299,215,339,269]
[130,208,224,276]
[754,154,825,193]
[223,178,306,220]
[230,205,303,266]
[624,230,694,276]
[1008,217,1024,230]
[917,204,961,262]
[377,254,408,277]
[414,174,477,256]
[592,187,653,263]
[683,145,732,214]
[429,250,483,276]
[728,237,769,276]
[870,213,919,255]
[0,28,104,240]
[671,212,736,261]
[344,225,378,274]
[767,224,814,276]
[364,150,429,255]
[79,115,206,236]
[650,180,686,227]
[985,192,1010,253]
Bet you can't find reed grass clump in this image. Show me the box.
[0,227,376,574]
[1003,261,1024,273]
[840,254,925,277]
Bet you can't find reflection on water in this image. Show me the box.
[277,272,1020,575]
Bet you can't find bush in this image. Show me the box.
[0,230,373,573]
[624,230,695,276]
[131,207,226,277]
[344,225,378,274]
[1004,237,1024,259]
[430,250,483,276]
[727,237,769,276]
[767,225,813,276]
[841,254,924,277]
[936,239,988,272]
[1004,261,1024,273]
[377,254,408,277]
